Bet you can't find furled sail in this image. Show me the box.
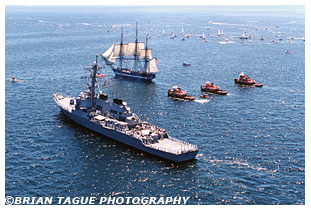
[146,59,158,73]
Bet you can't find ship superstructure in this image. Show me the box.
[101,21,158,81]
[53,55,198,162]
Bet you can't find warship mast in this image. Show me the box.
[84,55,102,109]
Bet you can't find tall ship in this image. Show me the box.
[102,21,158,81]
[53,55,199,162]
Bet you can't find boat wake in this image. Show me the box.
[219,41,235,44]
[198,154,279,173]
[208,158,279,173]
[194,99,211,103]
[208,21,239,26]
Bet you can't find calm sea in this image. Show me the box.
[5,6,305,204]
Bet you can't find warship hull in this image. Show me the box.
[60,108,198,162]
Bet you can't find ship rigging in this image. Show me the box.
[101,21,159,81]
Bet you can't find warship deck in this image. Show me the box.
[145,138,198,155]
[54,94,75,112]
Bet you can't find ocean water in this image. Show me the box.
[5,6,305,204]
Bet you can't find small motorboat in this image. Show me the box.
[235,72,263,87]
[9,76,19,82]
[200,81,227,95]
[285,50,291,54]
[200,94,209,98]
[183,62,191,66]
[168,86,195,101]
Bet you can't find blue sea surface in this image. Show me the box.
[5,6,305,204]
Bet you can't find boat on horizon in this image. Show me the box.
[102,21,159,81]
[239,32,249,40]
[54,56,199,162]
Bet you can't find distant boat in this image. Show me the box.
[217,29,221,36]
[217,29,224,36]
[202,33,208,42]
[9,76,19,82]
[219,41,234,44]
[181,37,185,41]
[285,50,291,54]
[183,62,191,66]
[260,37,265,40]
[162,29,166,36]
[239,32,249,39]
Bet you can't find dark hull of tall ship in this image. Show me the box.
[113,68,156,81]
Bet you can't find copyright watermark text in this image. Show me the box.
[5,196,190,205]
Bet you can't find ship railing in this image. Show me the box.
[54,92,75,99]
[144,143,198,154]
[93,120,144,140]
[169,137,199,150]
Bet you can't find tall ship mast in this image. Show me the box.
[53,56,199,162]
[102,21,158,81]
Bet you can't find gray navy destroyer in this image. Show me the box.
[53,55,199,162]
